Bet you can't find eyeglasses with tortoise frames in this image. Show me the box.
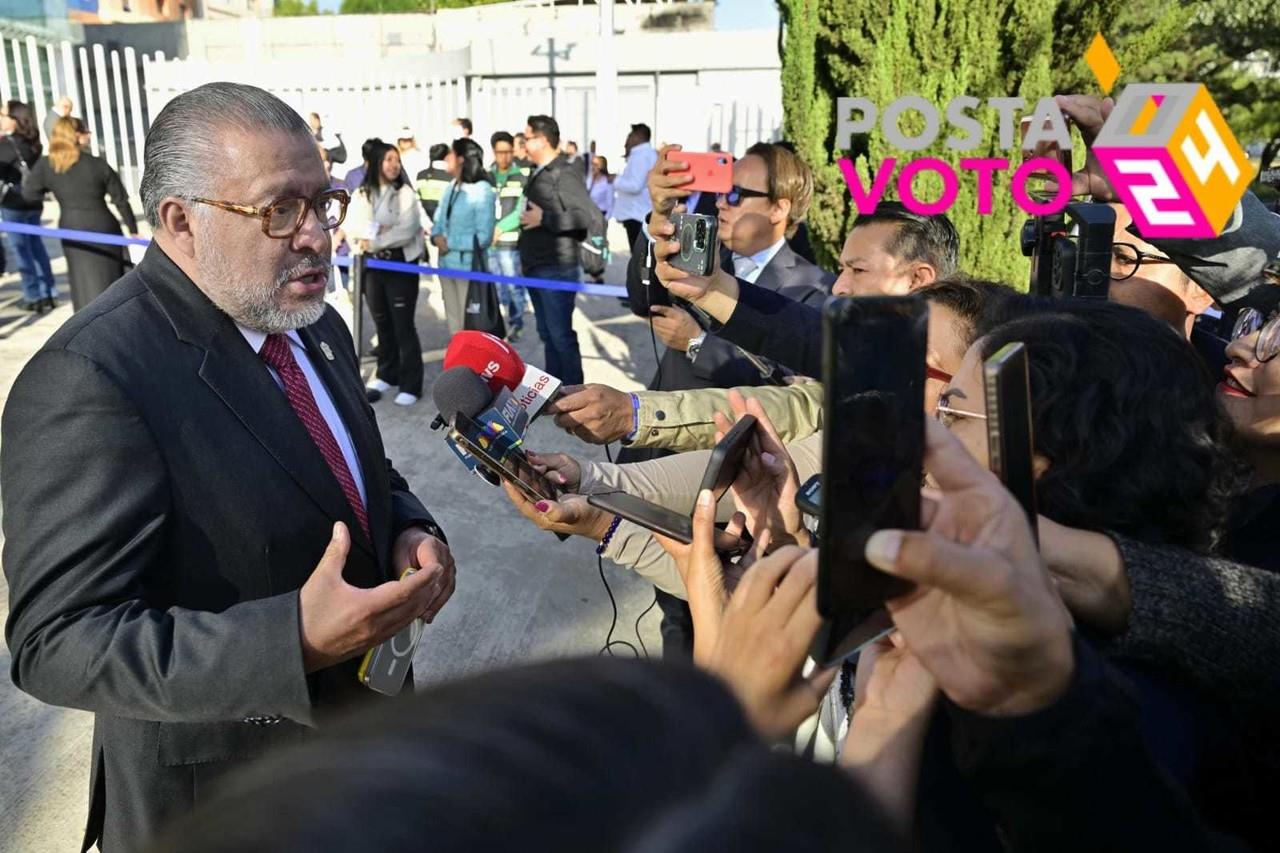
[191,189,349,239]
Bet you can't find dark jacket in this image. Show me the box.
[23,152,138,234]
[626,223,832,391]
[517,153,598,270]
[944,636,1247,852]
[713,281,824,377]
[0,134,43,211]
[2,245,440,852]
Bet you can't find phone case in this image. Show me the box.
[673,151,734,194]
[359,569,422,696]
[695,414,757,501]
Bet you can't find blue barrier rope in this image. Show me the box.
[0,220,630,298]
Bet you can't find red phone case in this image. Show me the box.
[673,152,734,195]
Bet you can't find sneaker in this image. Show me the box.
[365,389,383,403]
[367,378,393,394]
[394,392,419,406]
[506,325,522,343]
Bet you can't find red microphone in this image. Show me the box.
[443,331,526,394]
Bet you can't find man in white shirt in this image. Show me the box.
[612,123,660,252]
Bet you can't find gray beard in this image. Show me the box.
[196,244,329,334]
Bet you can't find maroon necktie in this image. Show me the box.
[260,333,370,541]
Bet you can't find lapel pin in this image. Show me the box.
[320,341,335,361]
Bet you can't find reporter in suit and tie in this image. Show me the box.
[623,142,833,412]
[2,83,455,852]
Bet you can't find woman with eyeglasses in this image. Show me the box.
[1216,294,1280,573]
[22,117,141,312]
[0,100,57,313]
[345,141,425,406]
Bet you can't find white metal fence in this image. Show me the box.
[0,36,152,195]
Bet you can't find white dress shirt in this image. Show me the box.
[239,326,368,508]
[613,141,660,223]
[732,237,786,285]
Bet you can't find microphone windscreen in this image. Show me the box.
[444,331,526,394]
[431,366,493,423]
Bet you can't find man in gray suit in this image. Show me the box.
[2,83,455,851]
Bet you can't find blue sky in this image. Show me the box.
[311,0,781,30]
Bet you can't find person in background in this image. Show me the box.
[588,154,613,220]
[452,117,473,139]
[342,137,383,194]
[345,141,424,406]
[21,116,139,312]
[319,144,351,293]
[565,140,589,177]
[308,111,346,166]
[513,132,533,169]
[490,130,530,342]
[613,122,658,251]
[432,137,496,335]
[586,154,614,285]
[396,128,427,190]
[0,100,57,313]
[415,142,452,221]
[43,95,75,142]
[518,114,597,386]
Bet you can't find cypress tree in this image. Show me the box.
[779,0,1189,282]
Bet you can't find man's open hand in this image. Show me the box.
[298,523,452,673]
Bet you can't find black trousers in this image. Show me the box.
[364,260,423,397]
[654,587,695,661]
[622,219,644,256]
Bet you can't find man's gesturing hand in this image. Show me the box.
[392,526,456,624]
[545,383,635,444]
[866,420,1075,717]
[298,523,448,673]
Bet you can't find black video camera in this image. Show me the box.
[1020,202,1115,299]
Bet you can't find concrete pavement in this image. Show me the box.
[0,230,665,852]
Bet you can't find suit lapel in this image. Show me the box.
[297,323,391,563]
[138,245,376,559]
[197,325,375,558]
[755,243,797,294]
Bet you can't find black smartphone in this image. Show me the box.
[796,474,821,517]
[451,412,559,503]
[588,492,694,544]
[695,414,756,498]
[813,295,927,666]
[586,416,758,545]
[983,342,1038,541]
[669,212,720,276]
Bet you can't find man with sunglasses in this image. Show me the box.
[2,83,454,852]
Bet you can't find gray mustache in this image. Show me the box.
[276,255,330,287]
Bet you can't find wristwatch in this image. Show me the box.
[686,332,707,362]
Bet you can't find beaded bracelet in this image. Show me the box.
[596,514,623,555]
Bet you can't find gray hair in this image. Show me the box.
[140,82,311,227]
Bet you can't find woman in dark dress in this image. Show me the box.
[23,116,139,311]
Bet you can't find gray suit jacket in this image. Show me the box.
[2,245,440,851]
